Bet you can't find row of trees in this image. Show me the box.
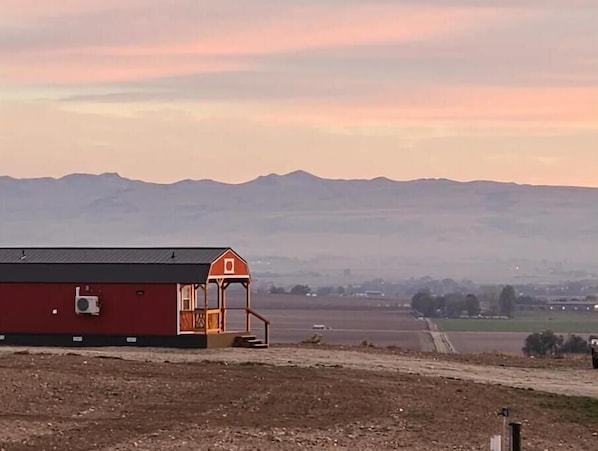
[411,291,481,318]
[522,330,589,357]
[269,284,313,295]
[411,285,518,318]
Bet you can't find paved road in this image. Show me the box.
[425,319,456,353]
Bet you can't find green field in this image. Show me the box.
[437,313,598,334]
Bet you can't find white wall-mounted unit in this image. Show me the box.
[75,287,101,315]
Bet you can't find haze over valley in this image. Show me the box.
[2,170,596,285]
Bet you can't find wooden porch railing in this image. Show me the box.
[247,308,270,345]
[180,307,270,344]
[205,309,221,332]
[180,309,221,333]
[180,310,194,331]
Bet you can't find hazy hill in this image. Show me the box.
[1,170,597,283]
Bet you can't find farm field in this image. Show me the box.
[0,346,597,450]
[228,293,433,350]
[258,309,432,349]
[437,312,598,334]
[447,332,532,355]
[230,294,598,354]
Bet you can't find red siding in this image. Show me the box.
[209,250,249,279]
[0,283,177,336]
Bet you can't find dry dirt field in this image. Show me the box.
[1,345,597,451]
[256,309,432,350]
[447,332,530,355]
[243,294,435,350]
[247,295,565,355]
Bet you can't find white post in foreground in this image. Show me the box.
[490,435,501,451]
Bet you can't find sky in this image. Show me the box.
[1,0,597,186]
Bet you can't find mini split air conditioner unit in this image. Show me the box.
[75,287,101,315]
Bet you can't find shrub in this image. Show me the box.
[560,334,590,354]
[522,331,589,357]
[302,333,322,345]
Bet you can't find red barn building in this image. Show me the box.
[0,247,269,348]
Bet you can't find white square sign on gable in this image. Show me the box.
[224,258,235,274]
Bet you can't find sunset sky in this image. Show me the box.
[1,1,597,186]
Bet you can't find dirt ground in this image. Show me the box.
[0,345,597,451]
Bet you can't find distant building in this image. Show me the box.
[547,301,598,312]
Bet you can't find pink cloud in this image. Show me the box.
[0,3,508,83]
[101,5,506,57]
[0,0,146,19]
[259,86,598,128]
[0,54,250,83]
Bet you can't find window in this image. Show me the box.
[182,285,192,310]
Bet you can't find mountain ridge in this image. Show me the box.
[1,171,597,284]
[3,170,596,191]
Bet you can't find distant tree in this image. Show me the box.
[337,286,346,296]
[443,293,465,318]
[290,284,311,296]
[522,330,563,357]
[522,331,589,357]
[435,296,446,317]
[499,285,517,318]
[516,295,536,305]
[485,304,500,317]
[522,332,545,357]
[464,294,481,317]
[268,285,287,295]
[316,286,333,297]
[560,334,590,354]
[411,290,437,317]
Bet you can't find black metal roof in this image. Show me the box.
[0,247,228,264]
[0,247,232,283]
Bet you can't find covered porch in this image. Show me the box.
[178,278,270,345]
[177,249,270,347]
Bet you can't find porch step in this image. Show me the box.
[234,335,269,349]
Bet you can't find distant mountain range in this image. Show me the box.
[1,171,597,284]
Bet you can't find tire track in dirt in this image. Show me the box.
[1,346,596,399]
